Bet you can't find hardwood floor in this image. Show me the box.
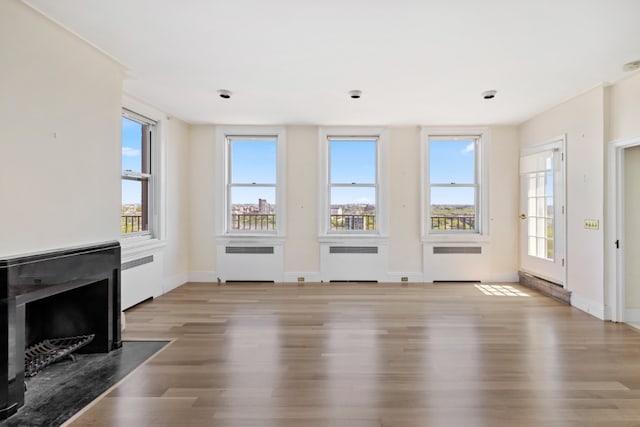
[67,282,640,426]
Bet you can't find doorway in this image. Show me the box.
[519,137,566,286]
[609,137,640,324]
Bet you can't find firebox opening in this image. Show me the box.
[25,279,110,354]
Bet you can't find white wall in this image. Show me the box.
[188,125,217,281]
[608,73,640,142]
[188,124,519,283]
[519,87,606,317]
[388,127,422,277]
[284,126,320,276]
[489,127,520,281]
[163,117,191,291]
[0,0,122,257]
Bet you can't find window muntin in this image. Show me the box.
[328,138,377,232]
[428,136,479,233]
[121,110,154,235]
[227,137,277,233]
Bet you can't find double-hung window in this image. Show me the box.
[423,128,488,237]
[319,127,387,237]
[216,126,286,237]
[328,137,378,232]
[121,109,155,236]
[227,136,277,232]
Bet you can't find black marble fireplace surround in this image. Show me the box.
[0,242,121,420]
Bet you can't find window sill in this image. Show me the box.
[120,236,166,262]
[421,234,490,244]
[216,235,286,246]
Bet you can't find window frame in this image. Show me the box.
[119,97,167,262]
[428,135,480,234]
[421,127,490,242]
[226,135,278,234]
[328,137,378,233]
[319,127,388,238]
[121,108,156,239]
[216,126,287,239]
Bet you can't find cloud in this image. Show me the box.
[122,147,141,157]
[461,142,475,154]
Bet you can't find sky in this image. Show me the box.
[230,138,277,205]
[429,139,476,205]
[122,125,477,207]
[121,117,143,205]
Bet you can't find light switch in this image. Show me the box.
[584,219,599,230]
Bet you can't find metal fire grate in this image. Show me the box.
[24,334,95,377]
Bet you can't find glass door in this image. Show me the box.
[519,143,565,285]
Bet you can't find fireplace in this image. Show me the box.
[0,242,121,420]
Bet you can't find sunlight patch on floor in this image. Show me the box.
[474,284,530,297]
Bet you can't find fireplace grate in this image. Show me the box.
[24,334,95,377]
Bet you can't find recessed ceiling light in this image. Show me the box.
[217,89,232,99]
[348,90,362,99]
[623,60,640,72]
[482,90,497,100]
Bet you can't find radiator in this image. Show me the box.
[225,246,274,254]
[424,244,490,282]
[217,244,283,282]
[433,246,481,254]
[329,246,378,254]
[320,244,387,281]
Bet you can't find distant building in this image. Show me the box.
[258,198,269,214]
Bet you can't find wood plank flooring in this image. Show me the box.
[66,282,640,426]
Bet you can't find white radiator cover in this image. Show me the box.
[320,242,388,281]
[121,250,164,309]
[216,243,284,282]
[423,242,491,282]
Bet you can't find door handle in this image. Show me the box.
[520,214,527,220]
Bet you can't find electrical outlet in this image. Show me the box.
[297,277,305,282]
[401,276,409,282]
[584,219,599,230]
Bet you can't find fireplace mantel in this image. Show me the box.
[0,242,121,420]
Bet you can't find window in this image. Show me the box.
[227,136,277,232]
[216,126,286,237]
[328,138,378,232]
[422,128,488,238]
[318,127,387,237]
[121,109,155,236]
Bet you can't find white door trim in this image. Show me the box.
[607,136,640,322]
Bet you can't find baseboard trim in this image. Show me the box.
[282,272,322,283]
[188,271,218,283]
[387,272,425,283]
[571,293,606,320]
[164,272,188,293]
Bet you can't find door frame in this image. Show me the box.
[519,135,567,287]
[607,136,640,323]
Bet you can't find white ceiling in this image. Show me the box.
[23,0,640,126]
